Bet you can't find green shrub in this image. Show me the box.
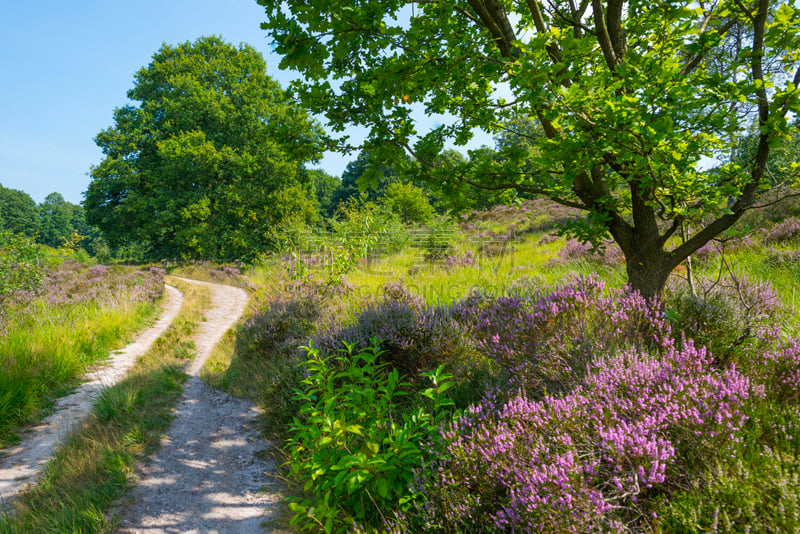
[285,340,455,533]
[0,231,43,312]
[415,216,458,261]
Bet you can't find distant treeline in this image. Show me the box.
[0,184,104,255]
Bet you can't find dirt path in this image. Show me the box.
[0,284,184,504]
[115,278,283,534]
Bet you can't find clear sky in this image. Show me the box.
[0,1,489,205]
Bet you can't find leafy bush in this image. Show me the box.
[333,197,410,259]
[0,231,43,313]
[412,216,458,262]
[286,341,455,533]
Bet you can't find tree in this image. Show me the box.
[307,168,342,219]
[381,182,436,223]
[259,0,800,297]
[84,36,323,261]
[38,192,74,248]
[0,183,39,237]
[330,150,410,212]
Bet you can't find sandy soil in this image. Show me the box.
[0,284,184,505]
[115,278,283,534]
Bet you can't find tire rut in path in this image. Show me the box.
[0,284,184,505]
[116,278,283,534]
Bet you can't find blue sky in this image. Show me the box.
[0,1,491,205]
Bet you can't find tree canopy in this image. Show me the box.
[84,36,324,261]
[259,0,800,296]
[0,183,39,237]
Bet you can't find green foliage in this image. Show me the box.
[85,36,323,261]
[416,216,458,261]
[286,340,455,533]
[0,231,43,312]
[0,183,39,237]
[380,182,435,224]
[38,192,75,248]
[259,0,800,297]
[279,198,410,287]
[330,151,410,213]
[308,168,342,219]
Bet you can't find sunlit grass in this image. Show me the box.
[0,281,161,448]
[0,278,209,534]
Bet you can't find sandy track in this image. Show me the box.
[116,278,282,534]
[0,284,184,505]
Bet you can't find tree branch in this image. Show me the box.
[680,18,741,76]
[605,0,627,59]
[466,0,518,58]
[591,0,618,69]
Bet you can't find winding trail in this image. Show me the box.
[0,284,184,504]
[115,278,282,533]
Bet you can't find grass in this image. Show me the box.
[0,270,162,448]
[0,277,210,533]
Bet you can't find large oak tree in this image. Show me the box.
[259,0,800,297]
[85,36,323,261]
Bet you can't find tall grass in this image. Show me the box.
[0,278,209,533]
[0,263,164,448]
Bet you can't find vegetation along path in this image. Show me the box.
[115,277,282,533]
[0,284,184,504]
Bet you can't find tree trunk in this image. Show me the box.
[625,255,673,300]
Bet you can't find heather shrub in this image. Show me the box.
[763,216,800,245]
[764,246,800,268]
[314,285,471,381]
[656,400,800,533]
[548,238,624,267]
[664,273,784,365]
[234,288,327,431]
[473,229,516,258]
[397,341,753,532]
[451,274,669,396]
[286,341,456,533]
[443,249,476,270]
[738,186,800,227]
